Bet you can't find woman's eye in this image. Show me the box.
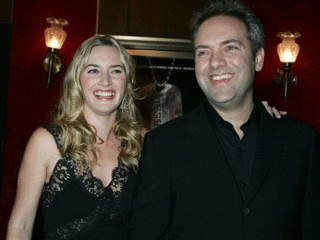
[88,69,99,74]
[111,69,123,74]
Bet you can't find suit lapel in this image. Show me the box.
[185,104,224,162]
[245,103,287,205]
[184,103,242,199]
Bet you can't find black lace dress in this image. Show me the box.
[39,125,137,240]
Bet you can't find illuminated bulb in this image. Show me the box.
[49,39,59,49]
[282,49,294,62]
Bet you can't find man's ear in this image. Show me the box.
[255,48,265,72]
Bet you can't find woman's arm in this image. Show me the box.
[261,101,287,118]
[6,128,59,240]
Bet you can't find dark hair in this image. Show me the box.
[190,0,264,57]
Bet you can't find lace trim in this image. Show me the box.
[41,151,130,207]
[45,164,130,239]
[78,166,105,197]
[43,124,64,149]
[41,157,75,208]
[78,162,129,197]
[47,213,97,239]
[110,165,129,198]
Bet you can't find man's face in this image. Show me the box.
[194,16,264,109]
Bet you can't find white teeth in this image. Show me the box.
[94,91,114,97]
[211,74,233,81]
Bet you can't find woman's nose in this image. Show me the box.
[99,74,112,86]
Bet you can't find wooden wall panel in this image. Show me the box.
[129,0,167,37]
[166,0,207,39]
[97,0,130,35]
[97,0,207,39]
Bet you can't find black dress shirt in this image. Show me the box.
[204,99,260,198]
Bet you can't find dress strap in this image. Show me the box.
[42,124,64,150]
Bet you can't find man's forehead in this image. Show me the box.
[195,16,248,44]
[199,15,247,33]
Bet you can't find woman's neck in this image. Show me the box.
[84,110,118,142]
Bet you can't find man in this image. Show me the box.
[129,0,320,239]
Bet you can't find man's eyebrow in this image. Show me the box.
[194,39,243,51]
[194,45,209,52]
[222,39,243,46]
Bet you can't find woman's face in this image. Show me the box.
[80,45,127,118]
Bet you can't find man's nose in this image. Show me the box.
[209,52,227,70]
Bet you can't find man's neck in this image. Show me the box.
[210,98,255,139]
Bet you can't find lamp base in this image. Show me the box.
[273,63,298,102]
[43,54,62,74]
[43,48,62,89]
[274,66,298,86]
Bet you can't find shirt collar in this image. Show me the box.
[203,97,261,129]
[204,99,223,128]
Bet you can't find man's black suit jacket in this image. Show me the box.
[129,101,320,240]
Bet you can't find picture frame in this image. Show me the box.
[107,35,194,60]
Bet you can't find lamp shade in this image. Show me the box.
[45,17,68,49]
[277,31,301,63]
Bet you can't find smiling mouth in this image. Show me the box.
[210,74,233,81]
[94,90,115,98]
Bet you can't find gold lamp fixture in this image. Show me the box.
[274,31,301,102]
[44,17,68,88]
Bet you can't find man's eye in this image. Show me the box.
[196,50,207,57]
[88,69,99,74]
[226,45,238,51]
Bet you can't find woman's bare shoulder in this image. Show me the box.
[25,127,61,165]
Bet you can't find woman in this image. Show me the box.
[6,35,143,240]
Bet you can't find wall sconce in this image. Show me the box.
[44,17,68,88]
[274,31,301,102]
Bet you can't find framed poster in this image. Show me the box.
[134,55,204,130]
[96,0,204,129]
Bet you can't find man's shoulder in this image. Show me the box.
[278,116,316,135]
[258,102,314,132]
[149,105,204,137]
[261,109,317,140]
[272,113,312,129]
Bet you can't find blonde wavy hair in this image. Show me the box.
[52,35,143,175]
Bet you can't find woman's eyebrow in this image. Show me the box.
[84,64,99,69]
[110,65,125,68]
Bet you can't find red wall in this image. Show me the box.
[0,0,97,237]
[1,0,320,238]
[250,0,320,133]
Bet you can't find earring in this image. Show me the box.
[120,96,130,117]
